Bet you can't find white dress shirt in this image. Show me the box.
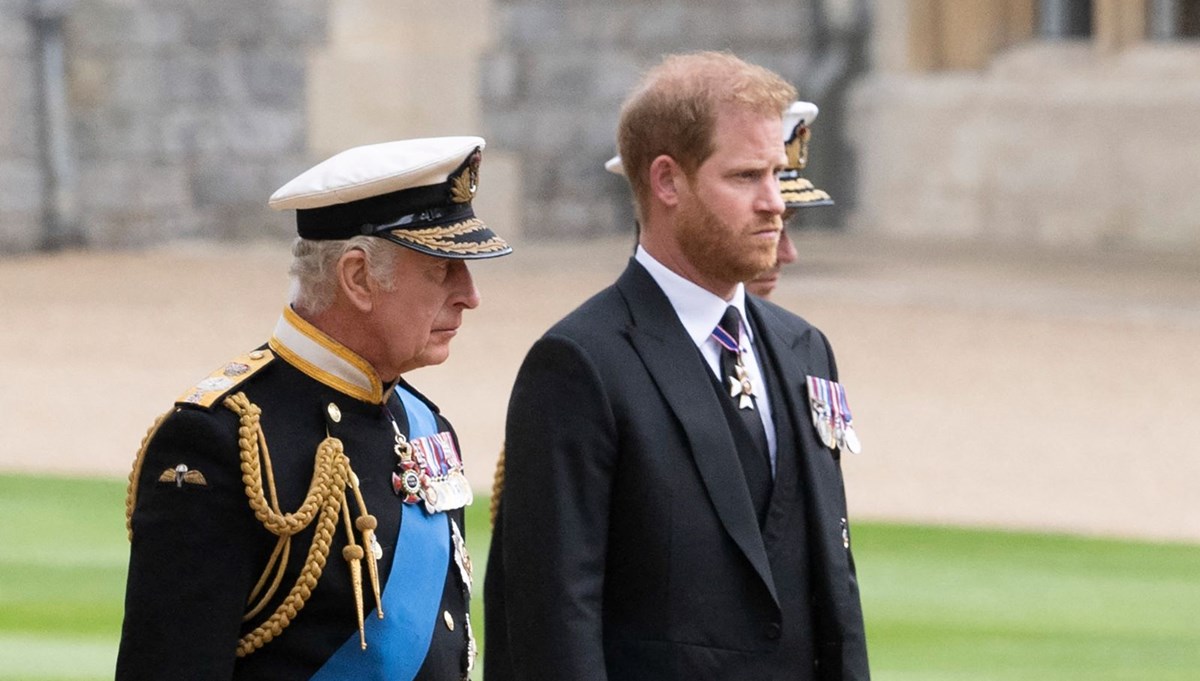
[634,246,777,473]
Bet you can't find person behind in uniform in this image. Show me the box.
[484,52,869,680]
[604,100,834,300]
[747,100,834,299]
[117,137,510,681]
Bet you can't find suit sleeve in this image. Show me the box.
[116,407,262,680]
[498,334,618,681]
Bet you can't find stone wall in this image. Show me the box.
[848,1,1200,252]
[480,0,860,239]
[304,0,522,244]
[0,0,42,251]
[850,43,1200,251]
[0,0,327,252]
[2,0,869,251]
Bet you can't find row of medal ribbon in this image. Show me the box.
[392,430,474,514]
[805,375,862,455]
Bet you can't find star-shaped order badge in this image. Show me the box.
[728,364,756,410]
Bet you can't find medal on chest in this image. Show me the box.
[388,418,473,513]
[805,375,862,454]
[390,428,425,504]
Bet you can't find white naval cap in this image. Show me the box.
[779,100,833,208]
[270,136,511,259]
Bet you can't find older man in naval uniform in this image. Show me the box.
[118,136,509,680]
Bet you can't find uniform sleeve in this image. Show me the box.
[116,407,264,680]
[496,334,617,681]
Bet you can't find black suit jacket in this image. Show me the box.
[485,260,869,680]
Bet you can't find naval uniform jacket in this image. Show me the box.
[117,308,473,680]
[485,260,869,680]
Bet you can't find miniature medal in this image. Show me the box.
[842,425,862,455]
[832,380,863,454]
[450,519,473,595]
[465,618,478,674]
[389,424,424,504]
[806,375,863,454]
[806,375,839,450]
[408,432,474,514]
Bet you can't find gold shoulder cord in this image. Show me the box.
[225,392,384,656]
[489,447,506,528]
[125,393,385,656]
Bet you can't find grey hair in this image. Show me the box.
[288,236,398,316]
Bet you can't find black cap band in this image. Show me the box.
[296,182,465,240]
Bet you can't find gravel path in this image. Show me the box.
[3,234,1197,542]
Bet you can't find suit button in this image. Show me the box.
[764,622,781,640]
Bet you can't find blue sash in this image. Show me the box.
[311,387,450,681]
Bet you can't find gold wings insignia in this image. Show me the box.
[158,464,208,487]
[183,469,208,486]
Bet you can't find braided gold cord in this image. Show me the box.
[224,393,357,658]
[490,447,506,529]
[236,469,345,657]
[229,394,325,536]
[341,502,367,649]
[243,414,292,619]
[126,410,172,542]
[348,480,384,618]
[243,536,290,622]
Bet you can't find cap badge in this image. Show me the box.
[785,123,811,170]
[450,150,482,204]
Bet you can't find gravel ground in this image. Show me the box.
[3,233,1198,542]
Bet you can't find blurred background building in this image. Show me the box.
[2,0,1199,252]
[854,0,1200,250]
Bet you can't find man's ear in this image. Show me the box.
[648,155,683,208]
[337,248,374,313]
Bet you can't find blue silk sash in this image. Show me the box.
[311,387,450,681]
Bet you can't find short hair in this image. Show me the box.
[617,51,797,222]
[288,236,398,316]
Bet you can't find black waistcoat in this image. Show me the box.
[704,322,818,679]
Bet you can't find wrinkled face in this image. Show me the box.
[674,105,786,295]
[746,228,799,299]
[367,246,481,378]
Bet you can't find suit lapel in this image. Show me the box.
[616,262,778,606]
[748,299,854,613]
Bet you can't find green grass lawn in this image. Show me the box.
[2,473,1198,680]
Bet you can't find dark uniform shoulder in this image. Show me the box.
[175,347,276,409]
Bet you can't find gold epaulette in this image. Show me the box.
[176,349,275,408]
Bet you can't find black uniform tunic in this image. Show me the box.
[117,310,473,680]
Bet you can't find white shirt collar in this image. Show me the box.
[634,245,752,348]
[268,306,388,404]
